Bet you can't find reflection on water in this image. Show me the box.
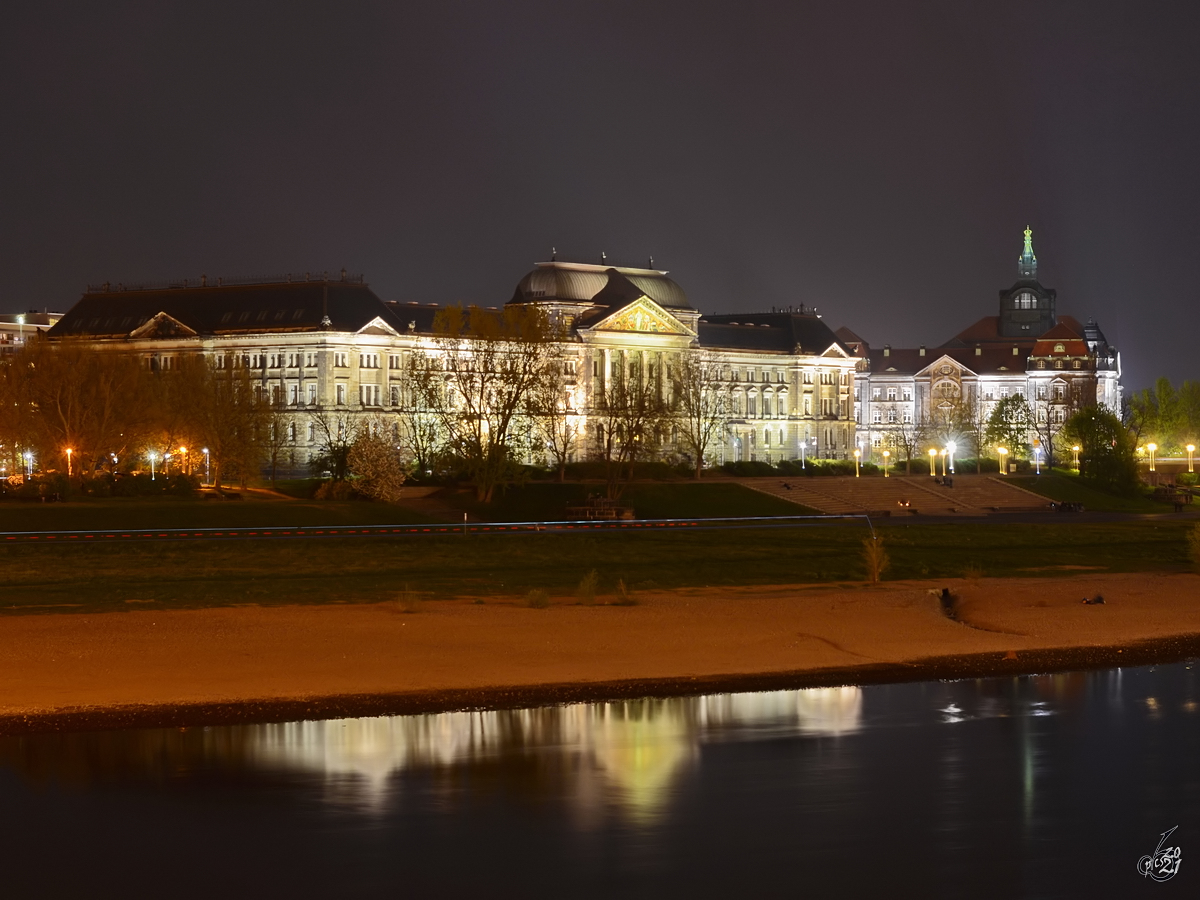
[2,667,1198,897]
[246,687,861,818]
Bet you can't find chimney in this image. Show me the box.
[919,345,925,356]
[1013,346,1019,356]
[883,345,890,357]
[975,345,982,356]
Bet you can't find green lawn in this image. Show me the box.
[446,481,819,522]
[1009,472,1170,513]
[1,519,1195,616]
[0,497,436,532]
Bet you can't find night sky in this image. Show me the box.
[4,1,1198,391]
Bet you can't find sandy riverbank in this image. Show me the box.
[2,572,1199,734]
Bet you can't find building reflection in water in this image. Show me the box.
[245,687,863,819]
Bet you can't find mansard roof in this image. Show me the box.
[509,261,692,310]
[866,346,1031,377]
[698,313,851,356]
[49,277,406,339]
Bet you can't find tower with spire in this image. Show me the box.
[998,226,1055,337]
[1017,226,1037,279]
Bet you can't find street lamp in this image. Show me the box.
[882,449,890,478]
[1071,445,1080,469]
[947,441,956,475]
[179,446,188,476]
[1188,444,1196,474]
[939,448,947,478]
[1034,446,1042,475]
[853,448,861,477]
[997,446,1008,474]
[149,451,157,480]
[1147,442,1157,473]
[23,451,33,477]
[65,448,73,477]
[202,448,210,485]
[928,447,937,477]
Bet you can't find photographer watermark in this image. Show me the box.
[1137,826,1182,882]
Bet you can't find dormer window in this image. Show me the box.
[1054,343,1065,353]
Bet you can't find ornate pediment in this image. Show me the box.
[129,311,197,339]
[592,297,692,336]
[356,316,401,337]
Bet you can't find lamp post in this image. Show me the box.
[179,446,188,476]
[882,449,890,477]
[1188,444,1196,475]
[928,447,937,477]
[939,449,947,478]
[202,448,210,485]
[23,451,33,477]
[1034,446,1042,476]
[149,451,157,481]
[801,438,806,469]
[1147,442,1157,473]
[997,447,1008,474]
[947,441,956,475]
[65,448,73,478]
[1071,445,1080,469]
[853,448,861,477]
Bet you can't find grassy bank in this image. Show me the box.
[1009,471,1168,513]
[1,519,1195,616]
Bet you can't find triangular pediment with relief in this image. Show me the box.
[818,342,853,359]
[916,355,977,379]
[356,316,402,337]
[129,311,198,339]
[591,296,693,336]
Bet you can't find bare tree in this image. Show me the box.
[591,358,671,500]
[528,353,583,482]
[176,357,269,488]
[13,340,151,478]
[408,305,554,502]
[307,407,363,482]
[670,350,730,479]
[882,415,930,475]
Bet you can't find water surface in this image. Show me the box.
[2,665,1196,897]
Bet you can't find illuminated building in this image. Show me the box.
[846,228,1121,462]
[47,263,859,472]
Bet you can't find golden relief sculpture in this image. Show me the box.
[600,299,687,334]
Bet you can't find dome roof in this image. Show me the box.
[509,261,692,310]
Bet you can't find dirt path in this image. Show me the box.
[2,572,1198,733]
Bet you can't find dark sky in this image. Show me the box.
[3,1,1198,392]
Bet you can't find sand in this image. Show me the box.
[2,572,1199,734]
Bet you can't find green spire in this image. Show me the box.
[1018,226,1037,278]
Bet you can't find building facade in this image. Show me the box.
[46,264,859,473]
[845,229,1121,464]
[43,231,1122,475]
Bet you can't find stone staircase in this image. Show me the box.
[737,474,1052,517]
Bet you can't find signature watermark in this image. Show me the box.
[1137,826,1182,882]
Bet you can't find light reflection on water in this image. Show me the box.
[1,666,1198,897]
[246,687,863,819]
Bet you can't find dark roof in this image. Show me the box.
[941,314,1084,347]
[698,313,849,355]
[867,346,1032,377]
[48,280,407,339]
[509,261,692,310]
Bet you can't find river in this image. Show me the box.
[1,663,1195,897]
